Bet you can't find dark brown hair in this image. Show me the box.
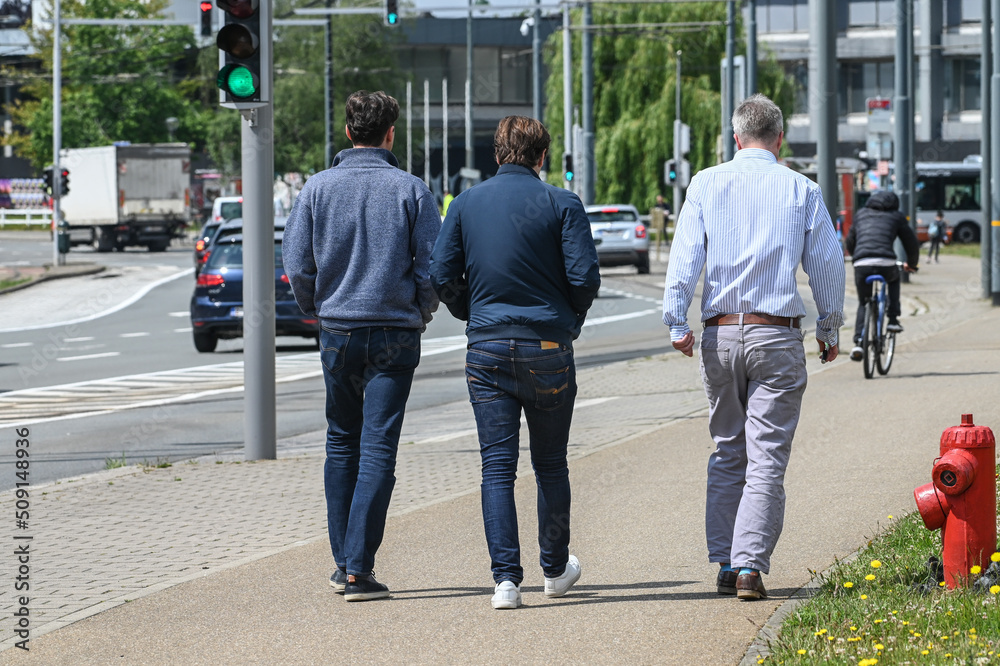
[345,90,400,147]
[493,116,550,168]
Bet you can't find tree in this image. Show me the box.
[543,3,795,210]
[4,0,205,168]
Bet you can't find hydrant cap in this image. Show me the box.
[940,413,996,451]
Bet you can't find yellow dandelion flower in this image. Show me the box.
[991,552,1000,563]
[990,585,1000,595]
[914,633,922,637]
[875,643,885,650]
[970,628,977,634]
[941,636,949,641]
[866,574,876,581]
[871,560,882,569]
[828,636,835,642]
[874,618,883,624]
[850,626,858,631]
[861,594,868,599]
[891,611,897,615]
[939,581,947,587]
[902,621,910,626]
[945,654,952,658]
[844,581,854,588]
[797,649,806,655]
[971,565,982,575]
[887,515,893,519]
[921,650,929,655]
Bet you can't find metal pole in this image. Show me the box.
[424,78,431,187]
[815,0,837,224]
[673,50,681,219]
[533,0,542,120]
[563,3,572,187]
[406,81,413,174]
[52,0,63,267]
[747,0,757,95]
[324,0,333,168]
[243,28,276,462]
[723,0,735,161]
[581,0,594,204]
[466,0,474,171]
[894,0,912,269]
[991,0,1000,303]
[907,0,916,229]
[982,0,992,299]
[443,78,449,192]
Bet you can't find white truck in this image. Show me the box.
[60,143,193,252]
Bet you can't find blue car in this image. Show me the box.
[189,232,319,353]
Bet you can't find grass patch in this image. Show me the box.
[0,277,31,290]
[764,472,1000,664]
[104,453,128,469]
[938,242,981,259]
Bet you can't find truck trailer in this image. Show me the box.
[60,143,193,252]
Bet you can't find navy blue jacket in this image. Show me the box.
[430,164,601,347]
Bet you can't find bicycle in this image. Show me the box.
[859,264,916,379]
[860,274,893,378]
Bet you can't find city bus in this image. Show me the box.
[914,157,982,244]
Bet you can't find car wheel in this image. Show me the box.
[636,253,650,274]
[193,329,218,353]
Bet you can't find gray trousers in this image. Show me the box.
[699,321,807,575]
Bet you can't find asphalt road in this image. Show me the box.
[0,233,686,490]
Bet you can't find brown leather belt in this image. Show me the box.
[703,313,801,328]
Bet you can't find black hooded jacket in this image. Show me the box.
[845,190,921,267]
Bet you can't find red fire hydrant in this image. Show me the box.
[914,414,997,589]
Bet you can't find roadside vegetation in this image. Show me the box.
[938,241,981,259]
[761,467,1000,664]
[0,276,30,290]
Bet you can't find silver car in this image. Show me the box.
[586,204,650,274]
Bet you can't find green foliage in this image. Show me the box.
[543,5,796,210]
[5,0,201,168]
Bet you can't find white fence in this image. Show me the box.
[0,209,54,228]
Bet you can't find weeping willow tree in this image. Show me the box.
[543,2,797,210]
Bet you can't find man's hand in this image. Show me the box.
[673,332,695,357]
[818,340,839,363]
[903,263,918,273]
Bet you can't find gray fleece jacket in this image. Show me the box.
[282,148,441,331]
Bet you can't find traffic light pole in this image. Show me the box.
[52,0,64,267]
[673,50,681,223]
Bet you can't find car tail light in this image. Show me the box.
[600,207,619,213]
[199,251,210,265]
[280,274,289,283]
[301,319,318,324]
[635,224,647,239]
[197,273,225,287]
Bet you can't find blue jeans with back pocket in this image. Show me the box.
[320,325,420,577]
[466,339,577,585]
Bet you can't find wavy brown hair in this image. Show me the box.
[493,116,550,169]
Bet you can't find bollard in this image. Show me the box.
[914,414,997,589]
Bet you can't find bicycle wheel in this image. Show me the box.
[862,301,878,379]
[875,284,895,375]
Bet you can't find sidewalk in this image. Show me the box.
[1,255,998,664]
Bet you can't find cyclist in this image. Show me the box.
[845,190,920,361]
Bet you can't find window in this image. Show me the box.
[839,61,895,114]
[945,58,981,113]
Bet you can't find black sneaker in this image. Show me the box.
[887,320,904,333]
[344,573,390,602]
[329,568,348,593]
[717,568,737,595]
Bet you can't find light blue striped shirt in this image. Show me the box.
[662,148,845,345]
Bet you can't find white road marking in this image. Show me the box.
[584,308,661,326]
[174,327,193,333]
[0,268,194,333]
[2,342,33,348]
[56,352,121,362]
[168,311,189,317]
[64,336,95,342]
[120,332,151,338]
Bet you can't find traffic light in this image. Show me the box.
[385,0,399,26]
[42,166,54,194]
[216,0,269,109]
[563,153,574,182]
[60,168,70,196]
[200,1,213,38]
[665,159,677,185]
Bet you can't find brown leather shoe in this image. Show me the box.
[716,568,737,595]
[736,570,767,600]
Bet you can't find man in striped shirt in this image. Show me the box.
[662,94,845,601]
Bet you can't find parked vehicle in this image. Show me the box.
[194,220,223,272]
[194,216,286,276]
[585,204,650,274]
[189,231,319,353]
[60,143,194,252]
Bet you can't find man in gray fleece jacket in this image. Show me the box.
[282,90,441,602]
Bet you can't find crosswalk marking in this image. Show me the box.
[56,352,120,362]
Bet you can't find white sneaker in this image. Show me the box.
[544,554,582,598]
[850,346,863,361]
[491,581,521,609]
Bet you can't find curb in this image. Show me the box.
[0,263,105,296]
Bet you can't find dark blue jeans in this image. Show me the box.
[466,339,577,585]
[320,325,420,577]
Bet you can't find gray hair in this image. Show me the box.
[732,93,783,145]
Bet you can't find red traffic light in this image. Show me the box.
[200,1,212,11]
[217,0,257,20]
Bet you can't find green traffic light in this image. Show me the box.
[388,12,397,23]
[217,64,258,99]
[566,171,574,181]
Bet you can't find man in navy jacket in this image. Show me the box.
[430,116,600,610]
